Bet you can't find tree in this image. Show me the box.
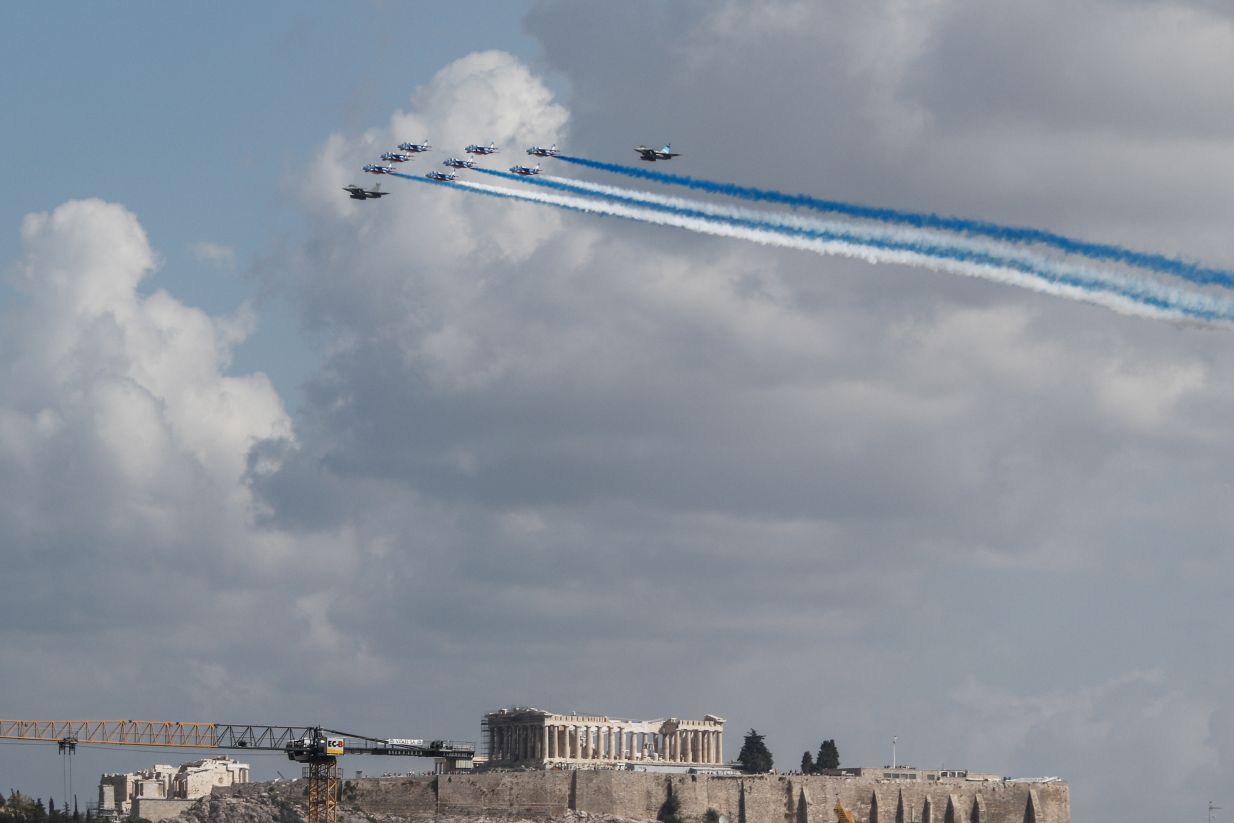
[800,751,815,774]
[736,728,774,774]
[817,739,840,770]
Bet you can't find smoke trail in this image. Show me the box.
[474,168,1234,323]
[391,172,1232,323]
[557,155,1234,289]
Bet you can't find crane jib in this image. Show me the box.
[0,720,475,759]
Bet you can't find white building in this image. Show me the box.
[483,707,727,771]
[98,756,249,818]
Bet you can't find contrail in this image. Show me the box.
[557,155,1234,289]
[474,168,1234,324]
[391,172,1233,323]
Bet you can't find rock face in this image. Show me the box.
[175,788,650,823]
[176,772,1067,823]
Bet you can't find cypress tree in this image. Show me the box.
[736,729,774,774]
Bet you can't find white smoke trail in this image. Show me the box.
[521,173,1234,323]
[446,177,1230,323]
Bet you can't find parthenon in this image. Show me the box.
[483,707,726,768]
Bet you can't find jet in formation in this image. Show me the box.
[443,157,477,169]
[526,144,558,157]
[426,170,457,182]
[380,152,413,163]
[465,142,500,155]
[363,164,395,175]
[397,140,432,153]
[342,182,390,200]
[634,143,679,161]
[509,163,541,176]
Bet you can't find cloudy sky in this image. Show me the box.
[3,2,1234,820]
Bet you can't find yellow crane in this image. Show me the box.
[835,801,858,823]
[0,719,474,823]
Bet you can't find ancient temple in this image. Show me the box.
[482,707,726,768]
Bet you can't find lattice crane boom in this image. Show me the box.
[0,719,475,823]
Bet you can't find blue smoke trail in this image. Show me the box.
[473,168,1229,322]
[390,172,1231,323]
[557,155,1234,289]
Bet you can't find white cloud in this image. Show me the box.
[0,199,381,730]
[190,240,236,268]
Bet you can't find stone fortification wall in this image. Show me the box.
[436,772,572,817]
[217,772,1069,823]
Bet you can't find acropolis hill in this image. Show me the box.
[182,708,1068,823]
[199,769,1069,823]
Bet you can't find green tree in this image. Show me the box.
[816,739,840,770]
[736,729,774,774]
[800,751,815,774]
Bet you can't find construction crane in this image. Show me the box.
[0,720,474,823]
[835,801,858,823]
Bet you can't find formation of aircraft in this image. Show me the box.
[634,143,679,161]
[348,140,682,200]
[342,182,390,200]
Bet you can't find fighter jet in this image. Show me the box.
[363,164,395,175]
[634,143,679,162]
[342,182,390,200]
[526,144,558,157]
[443,157,477,170]
[397,140,432,153]
[426,170,457,182]
[465,142,500,155]
[509,163,541,176]
[380,152,413,163]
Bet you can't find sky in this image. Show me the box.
[2,2,1234,821]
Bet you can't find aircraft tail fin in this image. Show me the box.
[662,143,671,152]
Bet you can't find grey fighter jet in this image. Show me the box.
[342,182,390,200]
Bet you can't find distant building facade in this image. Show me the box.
[825,766,1006,783]
[482,707,727,770]
[97,756,249,819]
